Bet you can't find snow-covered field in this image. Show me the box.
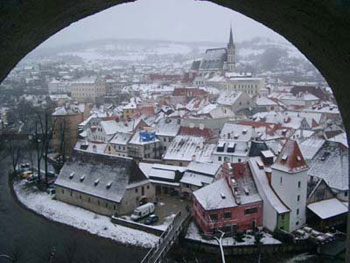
[14,180,159,248]
[185,222,281,247]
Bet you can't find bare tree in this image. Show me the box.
[254,230,263,263]
[34,108,56,184]
[6,140,23,175]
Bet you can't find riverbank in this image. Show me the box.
[13,180,159,248]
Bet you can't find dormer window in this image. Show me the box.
[282,154,288,161]
[80,175,85,182]
[296,156,301,162]
[106,181,113,189]
[94,178,100,186]
[69,172,75,179]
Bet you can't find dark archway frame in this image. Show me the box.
[1,0,349,259]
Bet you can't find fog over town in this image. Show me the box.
[0,0,347,262]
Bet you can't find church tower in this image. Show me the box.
[227,26,236,72]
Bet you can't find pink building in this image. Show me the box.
[192,162,263,235]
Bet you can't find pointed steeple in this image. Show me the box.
[228,25,235,49]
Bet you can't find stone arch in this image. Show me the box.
[1,0,349,259]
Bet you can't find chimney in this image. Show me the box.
[192,154,196,161]
[265,167,272,185]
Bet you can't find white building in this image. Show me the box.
[70,76,106,102]
[271,140,309,232]
[248,157,290,232]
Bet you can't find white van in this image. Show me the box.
[131,203,155,221]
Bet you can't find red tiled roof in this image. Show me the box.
[273,140,308,173]
[179,126,214,138]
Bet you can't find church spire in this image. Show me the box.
[228,25,235,48]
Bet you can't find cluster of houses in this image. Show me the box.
[48,29,348,239]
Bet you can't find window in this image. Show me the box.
[105,203,108,208]
[135,188,138,193]
[147,185,150,189]
[61,189,64,194]
[280,177,283,184]
[98,200,100,205]
[210,214,218,221]
[245,207,258,215]
[345,191,348,197]
[296,209,299,215]
[224,212,232,219]
[218,156,222,161]
[238,158,241,163]
[298,181,301,188]
[79,195,82,199]
[70,191,72,197]
[114,205,116,210]
[297,195,300,202]
[88,197,91,203]
[281,214,285,220]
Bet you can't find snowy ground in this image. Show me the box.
[14,180,159,248]
[185,222,282,247]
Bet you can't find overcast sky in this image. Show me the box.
[41,0,286,48]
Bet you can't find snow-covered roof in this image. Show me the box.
[220,123,254,142]
[149,168,175,181]
[55,151,146,203]
[249,157,289,214]
[187,161,221,177]
[194,144,216,163]
[299,137,325,160]
[217,91,242,106]
[307,198,347,219]
[193,178,237,210]
[163,135,205,162]
[214,140,250,157]
[327,132,348,148]
[180,172,214,187]
[255,96,277,106]
[109,132,132,145]
[138,162,153,178]
[261,150,274,159]
[101,120,120,135]
[154,118,180,137]
[308,145,348,191]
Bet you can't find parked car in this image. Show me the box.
[144,214,159,225]
[20,171,33,179]
[26,173,39,183]
[47,188,56,196]
[47,185,56,196]
[131,203,155,221]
